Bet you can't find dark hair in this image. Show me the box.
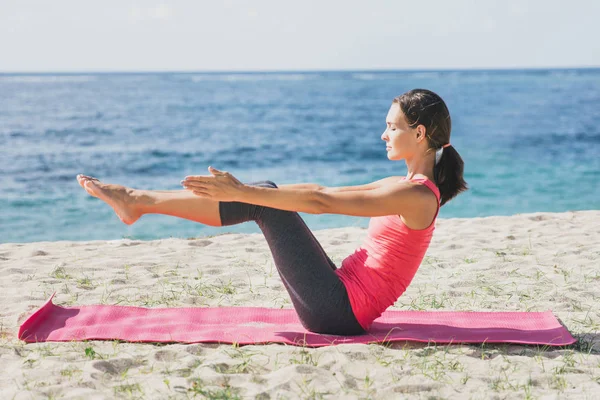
[393,89,468,206]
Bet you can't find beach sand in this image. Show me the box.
[1,210,599,399]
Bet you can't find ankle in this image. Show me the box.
[130,189,155,213]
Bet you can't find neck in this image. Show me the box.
[404,152,435,181]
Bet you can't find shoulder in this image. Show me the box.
[380,175,436,199]
[375,175,437,208]
[399,178,440,229]
[375,175,406,187]
[396,179,438,210]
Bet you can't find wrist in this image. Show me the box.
[236,184,251,202]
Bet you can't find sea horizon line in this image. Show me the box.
[1,65,599,76]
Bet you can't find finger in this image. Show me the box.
[192,190,211,198]
[209,166,227,175]
[181,176,209,183]
[183,175,209,181]
[183,186,207,193]
[182,182,208,190]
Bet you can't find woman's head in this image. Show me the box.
[382,89,468,206]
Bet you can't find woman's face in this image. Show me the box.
[381,103,417,160]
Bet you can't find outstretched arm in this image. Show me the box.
[277,176,404,193]
[237,176,414,217]
[183,168,407,216]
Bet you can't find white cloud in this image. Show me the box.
[510,4,529,17]
[129,4,172,22]
[151,4,172,19]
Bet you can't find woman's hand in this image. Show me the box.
[181,166,245,202]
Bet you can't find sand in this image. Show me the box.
[1,210,599,399]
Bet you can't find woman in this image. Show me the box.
[76,89,468,336]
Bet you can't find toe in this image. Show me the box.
[77,175,99,188]
[85,179,97,189]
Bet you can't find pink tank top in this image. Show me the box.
[334,176,441,331]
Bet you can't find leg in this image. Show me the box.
[220,181,366,336]
[137,189,222,227]
[76,174,222,227]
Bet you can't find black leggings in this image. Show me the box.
[218,180,366,336]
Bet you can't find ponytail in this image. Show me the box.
[433,144,468,206]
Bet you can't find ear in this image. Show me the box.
[415,125,427,142]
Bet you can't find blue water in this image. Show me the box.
[1,69,599,243]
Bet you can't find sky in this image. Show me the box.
[1,0,599,73]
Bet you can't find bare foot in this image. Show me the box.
[76,174,143,225]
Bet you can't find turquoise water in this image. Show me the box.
[1,69,599,243]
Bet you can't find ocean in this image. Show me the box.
[1,69,599,243]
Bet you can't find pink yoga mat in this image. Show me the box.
[18,292,576,347]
